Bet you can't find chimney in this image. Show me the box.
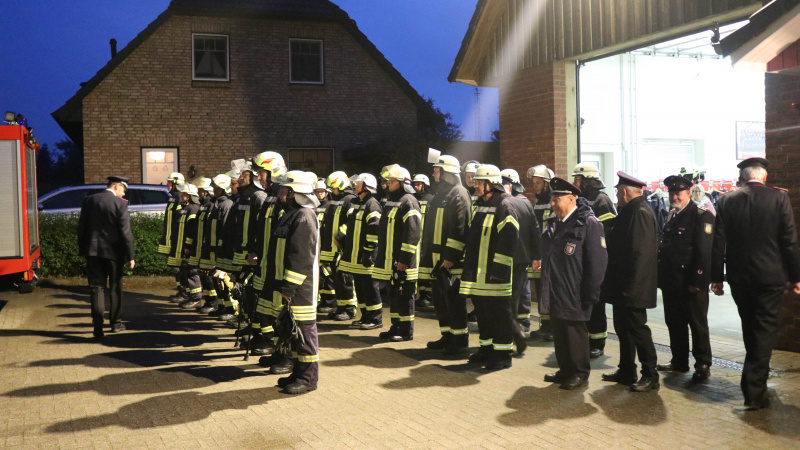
[110,38,117,58]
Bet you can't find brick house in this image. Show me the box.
[52,0,440,184]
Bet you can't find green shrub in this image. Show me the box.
[38,213,170,277]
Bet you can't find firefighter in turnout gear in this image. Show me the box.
[318,171,358,320]
[572,162,617,358]
[245,151,287,357]
[462,160,480,323]
[336,173,383,330]
[206,174,236,320]
[374,164,421,341]
[420,154,472,354]
[527,164,555,341]
[259,171,321,394]
[501,168,541,355]
[461,165,520,370]
[166,183,198,306]
[159,172,186,301]
[190,178,219,314]
[215,162,245,321]
[412,174,434,310]
[174,184,204,310]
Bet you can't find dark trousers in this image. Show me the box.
[183,267,203,301]
[473,294,514,354]
[552,317,590,379]
[388,279,416,336]
[729,283,784,406]
[333,269,356,314]
[319,262,337,308]
[292,321,319,387]
[662,288,712,368]
[353,273,382,324]
[512,264,532,329]
[417,279,433,303]
[612,305,658,378]
[588,302,607,350]
[533,277,552,331]
[87,256,124,327]
[199,271,217,305]
[432,278,467,337]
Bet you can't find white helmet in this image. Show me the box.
[355,173,378,193]
[381,164,411,182]
[167,172,185,185]
[178,183,199,196]
[193,177,212,192]
[412,174,430,186]
[226,159,248,180]
[282,170,315,194]
[253,151,287,182]
[462,161,480,174]
[572,163,600,179]
[326,171,350,190]
[433,155,461,173]
[500,169,520,184]
[211,174,232,194]
[527,164,554,181]
[472,164,502,184]
[314,179,329,192]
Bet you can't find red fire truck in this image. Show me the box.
[0,112,40,293]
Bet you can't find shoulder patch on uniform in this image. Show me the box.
[600,237,606,248]
[772,186,788,192]
[704,223,713,234]
[698,206,707,211]
[565,243,576,255]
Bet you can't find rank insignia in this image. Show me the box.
[565,243,576,255]
[704,224,713,234]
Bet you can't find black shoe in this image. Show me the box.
[259,353,283,368]
[512,322,527,354]
[282,381,317,395]
[93,326,104,339]
[249,334,274,356]
[415,298,432,309]
[198,303,217,314]
[530,329,554,342]
[484,354,512,371]
[601,370,638,385]
[692,365,711,382]
[317,306,336,314]
[467,311,478,323]
[359,322,382,330]
[736,396,770,412]
[169,293,188,303]
[426,335,451,350]
[333,311,355,321]
[110,322,126,333]
[269,357,295,375]
[630,376,660,392]
[657,362,690,372]
[378,328,399,340]
[560,375,588,390]
[468,348,493,364]
[226,318,249,330]
[388,334,413,342]
[589,349,604,359]
[180,299,203,309]
[277,375,297,388]
[350,320,363,328]
[544,372,568,383]
[218,313,235,321]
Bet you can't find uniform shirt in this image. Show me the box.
[373,188,422,281]
[418,180,471,279]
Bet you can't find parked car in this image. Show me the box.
[38,184,170,215]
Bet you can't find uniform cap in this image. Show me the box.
[549,177,580,196]
[107,175,130,188]
[663,175,693,192]
[736,157,769,170]
[527,164,554,181]
[412,174,430,186]
[615,171,647,189]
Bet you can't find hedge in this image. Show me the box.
[38,213,171,277]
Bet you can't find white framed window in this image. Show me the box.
[142,148,178,185]
[193,33,229,81]
[290,39,323,84]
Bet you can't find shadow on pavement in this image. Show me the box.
[318,332,379,349]
[324,347,420,369]
[381,363,486,389]
[661,372,740,404]
[589,384,668,425]
[736,391,800,439]
[44,387,287,432]
[498,384,599,426]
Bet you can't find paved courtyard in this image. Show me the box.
[1,277,799,448]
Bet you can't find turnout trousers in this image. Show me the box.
[512,264,532,330]
[588,302,607,351]
[353,273,382,325]
[472,294,514,355]
[432,278,467,339]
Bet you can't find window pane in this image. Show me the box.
[194,35,228,80]
[290,40,322,83]
[139,189,170,205]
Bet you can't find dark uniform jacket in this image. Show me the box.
[415,190,434,221]
[418,180,471,279]
[508,194,542,265]
[192,196,213,268]
[167,200,199,267]
[249,184,281,292]
[263,203,319,322]
[209,193,235,271]
[583,188,617,233]
[373,188,421,281]
[337,193,381,276]
[232,183,267,267]
[533,189,552,230]
[157,189,180,254]
[78,190,135,262]
[601,195,658,309]
[459,192,519,298]
[711,181,800,286]
[540,203,607,321]
[657,201,714,291]
[320,189,357,263]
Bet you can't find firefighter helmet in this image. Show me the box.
[253,151,287,182]
[314,179,329,192]
[283,170,315,194]
[433,155,461,173]
[572,163,600,179]
[326,171,349,190]
[211,174,232,194]
[472,164,502,184]
[413,174,430,186]
[462,160,480,174]
[178,183,198,197]
[380,164,410,182]
[194,177,213,193]
[356,173,378,193]
[167,172,184,185]
[500,169,520,184]
[526,164,554,181]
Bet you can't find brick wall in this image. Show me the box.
[766,72,800,352]
[83,15,418,183]
[497,61,577,198]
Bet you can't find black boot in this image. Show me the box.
[443,334,469,355]
[426,334,451,350]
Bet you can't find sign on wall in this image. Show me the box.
[735,121,765,160]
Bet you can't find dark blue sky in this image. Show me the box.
[1,0,499,149]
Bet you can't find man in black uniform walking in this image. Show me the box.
[78,176,135,339]
[601,171,659,392]
[657,175,714,382]
[711,157,800,410]
[540,178,607,389]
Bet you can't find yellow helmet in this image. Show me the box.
[326,171,349,190]
[253,151,287,182]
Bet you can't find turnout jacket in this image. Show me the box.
[167,200,199,267]
[188,196,213,267]
[249,184,281,291]
[508,194,542,265]
[415,190,434,223]
[533,189,552,229]
[601,195,658,309]
[78,190,135,262]
[540,202,607,321]
[459,192,519,298]
[232,183,267,267]
[657,201,714,291]
[320,189,357,263]
[261,202,320,322]
[208,194,235,271]
[711,181,800,286]
[373,188,422,281]
[337,193,382,276]
[419,180,472,278]
[157,189,181,254]
[582,188,617,233]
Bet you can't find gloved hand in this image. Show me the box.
[361,252,374,268]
